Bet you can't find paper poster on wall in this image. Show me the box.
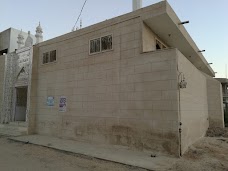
[47,96,54,106]
[59,96,67,112]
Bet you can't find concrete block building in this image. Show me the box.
[216,78,228,126]
[0,1,225,157]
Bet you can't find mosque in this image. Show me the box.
[0,1,225,157]
[0,23,43,126]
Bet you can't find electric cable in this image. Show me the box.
[72,0,88,31]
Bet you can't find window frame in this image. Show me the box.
[42,50,57,65]
[101,34,113,52]
[89,34,113,55]
[42,52,49,64]
[89,37,101,54]
[50,50,57,63]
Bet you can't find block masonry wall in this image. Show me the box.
[204,74,224,128]
[28,46,39,134]
[177,51,209,154]
[27,0,223,157]
[142,23,167,53]
[0,55,6,121]
[30,15,180,156]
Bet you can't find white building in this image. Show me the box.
[0,24,43,130]
[0,28,35,55]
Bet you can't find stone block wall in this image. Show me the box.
[31,13,180,155]
[177,51,209,154]
[0,55,5,122]
[27,0,224,157]
[28,46,39,134]
[204,74,224,128]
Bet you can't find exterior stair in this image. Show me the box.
[0,122,28,137]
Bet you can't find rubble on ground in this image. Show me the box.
[206,127,228,138]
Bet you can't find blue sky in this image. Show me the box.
[0,0,227,78]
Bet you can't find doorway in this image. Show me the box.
[15,87,28,121]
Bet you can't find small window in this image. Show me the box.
[156,39,167,50]
[90,34,112,54]
[156,41,162,50]
[50,50,56,62]
[90,38,100,54]
[43,52,49,64]
[101,35,112,51]
[42,50,57,64]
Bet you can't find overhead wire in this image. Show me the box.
[72,0,88,31]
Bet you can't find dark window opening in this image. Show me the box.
[156,43,161,50]
[156,40,167,50]
[43,52,49,64]
[42,50,56,64]
[101,35,112,51]
[90,34,112,54]
[90,38,100,54]
[0,49,8,55]
[50,50,56,62]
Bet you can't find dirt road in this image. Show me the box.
[0,135,145,171]
[1,131,228,171]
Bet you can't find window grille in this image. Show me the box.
[101,35,112,51]
[42,50,57,64]
[50,50,57,62]
[90,35,112,54]
[43,52,49,64]
[90,38,100,54]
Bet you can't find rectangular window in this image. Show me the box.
[42,50,57,64]
[90,38,100,54]
[101,35,112,51]
[43,52,49,64]
[90,34,112,54]
[50,50,56,62]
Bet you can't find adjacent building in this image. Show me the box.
[216,78,228,126]
[0,1,225,157]
[0,28,35,55]
[0,24,42,132]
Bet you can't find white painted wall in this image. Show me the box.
[9,28,35,52]
[0,28,35,53]
[0,29,10,53]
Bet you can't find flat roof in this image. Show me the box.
[37,1,214,76]
[143,1,214,76]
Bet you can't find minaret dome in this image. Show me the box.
[35,22,43,44]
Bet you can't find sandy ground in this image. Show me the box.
[0,135,146,171]
[1,128,228,171]
[169,128,228,171]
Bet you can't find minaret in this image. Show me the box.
[17,30,24,49]
[35,22,43,44]
[25,31,34,47]
[133,0,142,11]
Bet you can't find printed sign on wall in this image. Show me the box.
[59,96,67,112]
[47,96,54,106]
